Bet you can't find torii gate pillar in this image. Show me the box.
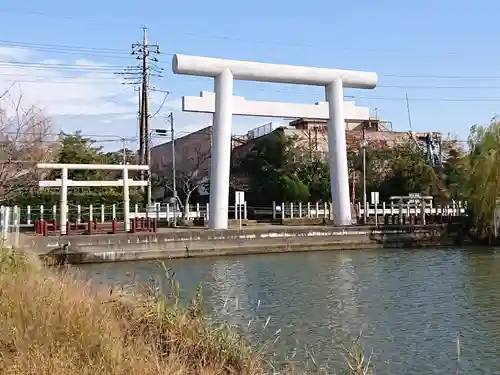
[210,69,234,229]
[173,54,378,229]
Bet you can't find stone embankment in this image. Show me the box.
[19,224,458,265]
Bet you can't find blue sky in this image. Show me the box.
[1,0,500,151]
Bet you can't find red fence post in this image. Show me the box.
[153,219,158,233]
[65,221,70,235]
[88,221,92,235]
[42,221,48,236]
[112,220,117,234]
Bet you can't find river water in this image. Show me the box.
[77,247,500,374]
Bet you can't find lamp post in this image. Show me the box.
[361,139,368,223]
[153,112,177,226]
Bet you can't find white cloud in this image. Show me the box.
[0,47,278,139]
[0,47,137,118]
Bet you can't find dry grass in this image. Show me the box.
[0,248,373,375]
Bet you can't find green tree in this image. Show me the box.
[296,158,331,202]
[18,132,143,207]
[441,146,468,201]
[232,128,312,204]
[461,119,500,236]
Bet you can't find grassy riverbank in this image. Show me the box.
[0,248,371,375]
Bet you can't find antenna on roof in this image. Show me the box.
[405,93,413,132]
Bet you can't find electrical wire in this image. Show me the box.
[1,8,498,58]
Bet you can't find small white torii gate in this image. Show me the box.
[172,54,378,229]
[37,163,149,234]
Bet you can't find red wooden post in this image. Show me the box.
[130,218,136,233]
[88,221,92,235]
[43,221,48,236]
[153,218,158,233]
[112,220,117,234]
[65,221,70,235]
[146,218,151,232]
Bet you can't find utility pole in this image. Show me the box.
[362,125,367,224]
[122,138,127,164]
[169,113,177,202]
[130,26,160,206]
[168,112,177,226]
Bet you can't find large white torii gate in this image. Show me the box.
[172,54,378,229]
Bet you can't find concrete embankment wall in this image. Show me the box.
[22,225,456,265]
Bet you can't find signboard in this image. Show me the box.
[370,191,379,205]
[235,191,245,206]
[408,192,421,204]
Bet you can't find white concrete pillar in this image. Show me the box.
[60,167,68,234]
[123,167,130,231]
[326,79,351,226]
[209,68,233,229]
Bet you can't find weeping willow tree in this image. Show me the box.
[463,118,500,236]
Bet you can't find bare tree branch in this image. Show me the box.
[0,89,55,202]
[153,141,211,218]
[0,82,15,101]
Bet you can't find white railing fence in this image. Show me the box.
[13,202,248,226]
[0,206,20,247]
[8,200,467,227]
[272,200,467,220]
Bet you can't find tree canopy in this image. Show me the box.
[232,127,460,207]
[11,132,143,207]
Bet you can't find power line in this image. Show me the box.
[379,84,500,89]
[0,40,133,60]
[1,8,499,58]
[0,39,129,54]
[5,76,500,103]
[353,96,500,102]
[4,41,500,105]
[0,60,123,71]
[382,74,500,80]
[5,38,500,80]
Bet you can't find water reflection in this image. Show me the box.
[78,248,500,374]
